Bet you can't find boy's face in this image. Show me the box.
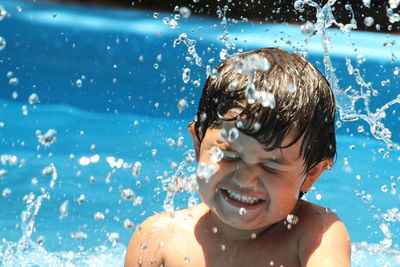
[191,121,326,232]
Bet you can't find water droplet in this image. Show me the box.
[259,91,276,108]
[381,184,388,192]
[2,187,11,197]
[196,162,216,182]
[294,0,304,10]
[153,63,159,69]
[41,165,54,176]
[209,146,223,163]
[390,183,396,195]
[36,235,45,246]
[349,145,355,150]
[169,19,178,29]
[239,207,247,216]
[11,91,18,99]
[108,232,119,247]
[212,226,218,233]
[76,79,82,88]
[121,188,135,200]
[286,214,299,225]
[228,127,239,142]
[301,21,315,35]
[59,200,69,218]
[362,0,371,8]
[71,232,87,241]
[287,83,296,93]
[9,77,19,86]
[220,128,228,141]
[177,136,184,147]
[221,244,226,251]
[77,194,85,204]
[364,16,374,27]
[394,66,399,76]
[132,120,139,127]
[0,169,8,178]
[79,156,91,166]
[36,129,57,146]
[315,193,322,200]
[28,93,40,104]
[192,80,201,87]
[162,17,170,24]
[182,68,190,83]
[0,36,6,50]
[124,219,134,229]
[21,105,28,116]
[151,149,157,156]
[94,211,105,221]
[219,48,228,60]
[177,99,189,113]
[131,161,141,177]
[227,81,238,91]
[179,7,191,18]
[0,6,8,21]
[251,233,257,239]
[153,12,159,19]
[140,242,148,249]
[240,54,271,75]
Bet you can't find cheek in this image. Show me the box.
[264,175,301,199]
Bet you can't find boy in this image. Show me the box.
[125,48,351,267]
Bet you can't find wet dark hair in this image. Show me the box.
[194,47,336,174]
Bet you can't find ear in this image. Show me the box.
[188,122,200,162]
[301,160,333,192]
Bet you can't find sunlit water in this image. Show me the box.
[0,0,400,266]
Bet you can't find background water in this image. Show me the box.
[0,0,399,266]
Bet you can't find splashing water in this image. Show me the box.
[2,1,400,266]
[162,150,198,211]
[302,0,400,150]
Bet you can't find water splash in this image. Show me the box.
[162,149,197,211]
[173,33,202,67]
[302,0,400,149]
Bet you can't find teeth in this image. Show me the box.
[226,189,261,204]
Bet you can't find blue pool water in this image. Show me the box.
[0,0,399,266]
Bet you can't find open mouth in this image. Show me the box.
[220,189,265,210]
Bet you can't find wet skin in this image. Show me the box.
[125,122,351,267]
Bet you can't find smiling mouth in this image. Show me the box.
[220,189,265,210]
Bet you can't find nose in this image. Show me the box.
[231,160,262,188]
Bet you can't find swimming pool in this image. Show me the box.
[0,0,399,266]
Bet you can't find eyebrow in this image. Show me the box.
[261,157,288,166]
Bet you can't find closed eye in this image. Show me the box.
[260,163,279,174]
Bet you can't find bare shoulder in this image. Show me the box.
[296,200,351,267]
[124,204,208,267]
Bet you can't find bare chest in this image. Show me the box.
[163,233,300,267]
